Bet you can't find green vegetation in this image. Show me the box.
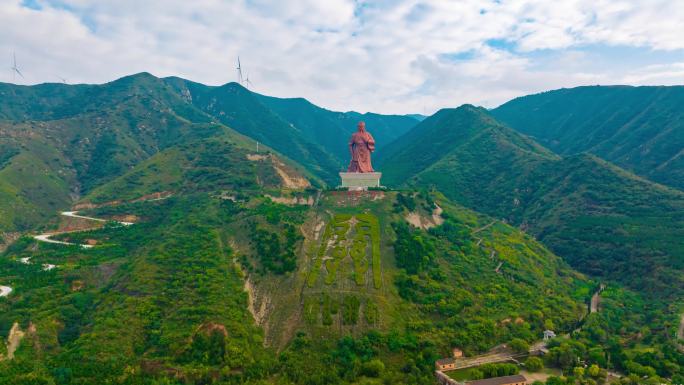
[249,222,301,274]
[255,93,418,164]
[308,213,381,288]
[389,193,588,353]
[0,194,275,383]
[379,105,684,299]
[392,221,435,274]
[525,356,544,371]
[342,295,361,325]
[469,363,520,380]
[492,85,684,190]
[0,73,413,233]
[2,75,683,384]
[365,300,379,325]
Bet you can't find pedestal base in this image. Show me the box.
[339,172,382,190]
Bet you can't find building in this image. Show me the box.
[452,348,464,358]
[543,330,556,341]
[466,374,527,385]
[435,357,457,371]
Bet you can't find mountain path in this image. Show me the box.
[472,220,496,234]
[590,284,606,314]
[33,211,133,248]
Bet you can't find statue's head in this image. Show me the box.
[357,121,366,132]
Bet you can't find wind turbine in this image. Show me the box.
[10,52,24,81]
[236,56,244,85]
[244,74,253,89]
[55,75,67,84]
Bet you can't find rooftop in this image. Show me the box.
[436,358,456,365]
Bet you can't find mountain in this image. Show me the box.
[0,179,590,383]
[254,94,418,161]
[165,78,418,182]
[163,78,343,184]
[405,113,427,122]
[0,74,415,234]
[1,75,682,384]
[0,73,224,233]
[379,105,684,299]
[491,85,684,190]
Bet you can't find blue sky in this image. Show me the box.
[2,0,683,114]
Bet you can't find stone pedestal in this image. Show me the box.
[339,172,382,190]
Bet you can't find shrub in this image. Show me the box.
[525,357,544,372]
[510,338,529,354]
[361,359,385,377]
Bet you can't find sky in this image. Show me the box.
[2,0,684,114]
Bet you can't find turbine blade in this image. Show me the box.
[15,68,24,78]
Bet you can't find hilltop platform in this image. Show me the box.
[339,172,382,190]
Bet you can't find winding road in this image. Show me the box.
[1,210,134,298]
[32,211,132,248]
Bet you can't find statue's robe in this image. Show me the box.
[348,131,375,173]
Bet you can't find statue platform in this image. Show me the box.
[339,172,382,190]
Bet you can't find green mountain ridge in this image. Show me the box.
[379,105,684,299]
[0,73,226,233]
[0,73,416,233]
[491,85,684,190]
[254,93,418,162]
[1,75,683,384]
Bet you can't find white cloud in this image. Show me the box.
[1,0,683,114]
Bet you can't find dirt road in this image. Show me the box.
[33,210,132,248]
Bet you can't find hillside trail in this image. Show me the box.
[590,284,605,313]
[32,193,163,248]
[472,220,496,234]
[32,211,132,249]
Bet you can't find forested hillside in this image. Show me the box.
[255,94,418,161]
[0,74,415,234]
[1,75,683,385]
[1,178,592,383]
[379,105,684,299]
[491,86,684,190]
[0,73,223,233]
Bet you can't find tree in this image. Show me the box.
[525,357,544,372]
[546,376,567,385]
[510,338,529,354]
[573,366,585,378]
[392,222,435,274]
[361,359,385,377]
[588,364,600,378]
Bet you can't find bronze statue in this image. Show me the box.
[347,121,375,173]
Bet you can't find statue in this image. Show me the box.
[347,121,375,173]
